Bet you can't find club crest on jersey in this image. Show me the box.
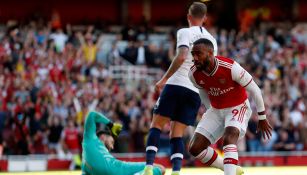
[218,78,226,84]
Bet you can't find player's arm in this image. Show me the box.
[84,111,122,140]
[162,47,188,80]
[231,62,272,139]
[155,29,189,92]
[231,62,265,116]
[188,70,211,109]
[163,29,190,79]
[84,111,111,139]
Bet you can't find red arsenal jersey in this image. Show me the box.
[63,128,80,152]
[189,56,253,109]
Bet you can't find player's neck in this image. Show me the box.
[204,57,217,75]
[189,20,203,27]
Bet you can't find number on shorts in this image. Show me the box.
[232,103,248,123]
[232,109,239,120]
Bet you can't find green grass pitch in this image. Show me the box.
[0,167,306,175]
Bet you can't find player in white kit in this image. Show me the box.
[142,2,217,175]
[188,38,273,175]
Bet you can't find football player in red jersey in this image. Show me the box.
[188,38,272,175]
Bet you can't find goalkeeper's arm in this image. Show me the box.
[84,111,122,140]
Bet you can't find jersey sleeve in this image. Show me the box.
[231,62,266,116]
[176,28,190,48]
[245,80,266,115]
[84,111,111,140]
[231,61,253,87]
[212,37,218,56]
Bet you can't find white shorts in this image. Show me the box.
[195,99,252,144]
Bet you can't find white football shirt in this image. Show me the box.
[166,26,218,93]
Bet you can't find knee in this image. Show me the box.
[151,123,163,130]
[188,140,209,157]
[169,121,187,138]
[169,129,184,138]
[151,115,169,130]
[188,142,200,157]
[223,127,240,146]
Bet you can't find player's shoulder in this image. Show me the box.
[216,56,234,64]
[177,27,190,34]
[179,26,206,34]
[216,56,235,70]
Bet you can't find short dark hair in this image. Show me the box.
[189,2,207,19]
[97,129,112,137]
[193,38,214,49]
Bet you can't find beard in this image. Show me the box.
[105,143,113,151]
[195,55,211,70]
[198,59,210,70]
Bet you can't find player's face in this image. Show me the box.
[191,44,211,70]
[99,135,115,151]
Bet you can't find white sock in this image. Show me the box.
[223,144,238,175]
[171,171,180,175]
[196,147,224,170]
[145,165,153,169]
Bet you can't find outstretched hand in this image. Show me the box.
[110,123,122,137]
[257,119,273,140]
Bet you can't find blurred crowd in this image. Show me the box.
[0,19,306,160]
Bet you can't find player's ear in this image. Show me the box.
[99,134,106,141]
[203,15,207,23]
[208,48,214,56]
[187,14,192,22]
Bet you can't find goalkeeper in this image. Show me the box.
[81,111,165,175]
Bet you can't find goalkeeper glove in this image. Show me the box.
[107,122,123,137]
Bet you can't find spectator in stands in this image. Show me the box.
[30,130,47,154]
[1,118,15,155]
[13,113,30,155]
[135,40,147,65]
[273,128,296,151]
[61,118,81,155]
[121,41,138,64]
[106,41,122,66]
[290,98,305,127]
[47,116,63,154]
[78,32,103,65]
[246,114,263,152]
[49,28,68,53]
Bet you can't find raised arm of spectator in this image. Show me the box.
[66,24,73,37]
[95,34,104,50]
[77,32,85,46]
[88,99,99,111]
